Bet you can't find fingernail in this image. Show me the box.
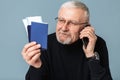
[37,44,41,47]
[32,41,36,44]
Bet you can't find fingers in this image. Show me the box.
[26,43,41,54]
[25,49,40,61]
[80,26,96,40]
[80,26,97,56]
[22,41,37,54]
[21,41,42,68]
[27,52,41,65]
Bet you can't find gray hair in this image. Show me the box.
[60,1,90,19]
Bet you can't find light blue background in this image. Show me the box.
[0,0,119,80]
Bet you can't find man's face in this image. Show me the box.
[56,7,88,44]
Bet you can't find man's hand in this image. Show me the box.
[80,26,97,58]
[21,41,42,68]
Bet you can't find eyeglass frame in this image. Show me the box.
[55,17,89,27]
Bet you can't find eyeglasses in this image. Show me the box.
[55,17,88,27]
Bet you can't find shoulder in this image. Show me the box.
[95,35,108,52]
[96,35,106,46]
[48,33,56,41]
[47,33,58,46]
[48,33,56,38]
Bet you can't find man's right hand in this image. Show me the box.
[21,41,42,68]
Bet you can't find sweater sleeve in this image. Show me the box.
[87,36,112,80]
[25,50,49,80]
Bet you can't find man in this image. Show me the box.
[22,1,112,80]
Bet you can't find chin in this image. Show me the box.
[57,36,72,45]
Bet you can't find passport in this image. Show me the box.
[22,16,48,50]
[29,22,48,49]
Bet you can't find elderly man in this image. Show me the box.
[22,1,112,80]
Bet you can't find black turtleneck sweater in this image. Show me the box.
[26,33,112,80]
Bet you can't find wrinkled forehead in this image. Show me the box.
[58,7,88,21]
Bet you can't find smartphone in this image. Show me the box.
[82,24,90,48]
[82,37,89,49]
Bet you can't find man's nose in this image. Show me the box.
[61,21,69,31]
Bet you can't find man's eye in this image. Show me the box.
[59,19,65,23]
[59,19,64,22]
[69,22,76,25]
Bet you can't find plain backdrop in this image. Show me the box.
[0,0,119,80]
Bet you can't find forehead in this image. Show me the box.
[58,7,86,21]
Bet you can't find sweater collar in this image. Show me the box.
[58,39,83,49]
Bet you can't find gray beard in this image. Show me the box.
[56,36,72,45]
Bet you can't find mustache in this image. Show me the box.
[59,31,70,35]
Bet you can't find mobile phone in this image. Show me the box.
[82,24,90,48]
[82,37,89,49]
